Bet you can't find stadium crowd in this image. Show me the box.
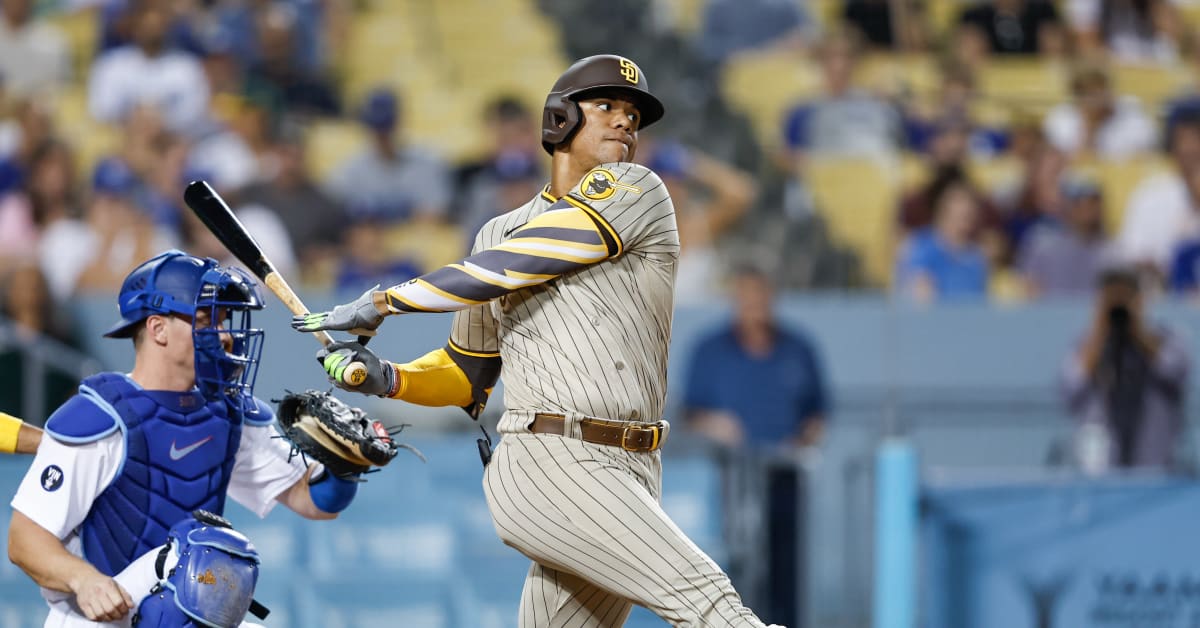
[0,0,1196,404]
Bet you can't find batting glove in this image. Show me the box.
[317,341,397,397]
[292,286,386,335]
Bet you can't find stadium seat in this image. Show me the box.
[978,59,1068,114]
[721,50,821,150]
[1071,157,1172,232]
[1112,63,1195,113]
[805,156,902,285]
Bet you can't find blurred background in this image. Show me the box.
[3,0,1200,626]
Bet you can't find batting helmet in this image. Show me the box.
[541,55,665,155]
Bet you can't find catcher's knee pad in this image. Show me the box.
[133,511,261,628]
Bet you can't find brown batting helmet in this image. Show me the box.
[541,55,665,155]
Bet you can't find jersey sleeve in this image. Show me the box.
[380,163,675,314]
[564,162,676,255]
[226,424,308,519]
[11,432,123,540]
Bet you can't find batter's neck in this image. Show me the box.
[550,154,595,199]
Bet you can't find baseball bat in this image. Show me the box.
[183,181,368,387]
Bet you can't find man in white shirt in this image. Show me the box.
[87,3,209,134]
[1043,63,1156,160]
[8,251,363,626]
[1115,109,1200,273]
[0,0,69,96]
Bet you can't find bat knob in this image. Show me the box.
[343,361,368,387]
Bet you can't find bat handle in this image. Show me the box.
[313,329,367,388]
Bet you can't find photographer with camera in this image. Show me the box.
[1061,268,1191,472]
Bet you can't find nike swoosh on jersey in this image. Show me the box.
[169,436,214,460]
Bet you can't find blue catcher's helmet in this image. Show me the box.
[105,250,265,407]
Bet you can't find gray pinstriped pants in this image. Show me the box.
[483,432,769,627]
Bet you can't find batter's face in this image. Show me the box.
[569,94,641,165]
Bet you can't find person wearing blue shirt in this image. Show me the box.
[683,265,827,626]
[684,267,827,448]
[895,180,989,302]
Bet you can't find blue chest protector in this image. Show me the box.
[44,373,273,577]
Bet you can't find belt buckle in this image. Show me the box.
[621,423,658,452]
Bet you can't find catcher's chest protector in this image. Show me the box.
[74,373,242,576]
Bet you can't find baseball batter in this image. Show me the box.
[296,55,780,627]
[8,250,368,627]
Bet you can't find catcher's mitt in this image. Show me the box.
[275,390,410,478]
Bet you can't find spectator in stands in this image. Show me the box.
[31,141,85,303]
[684,265,827,448]
[43,158,175,299]
[1043,63,1155,160]
[1061,267,1190,471]
[897,128,1002,238]
[325,88,452,224]
[239,124,347,286]
[1067,0,1188,63]
[1018,178,1112,297]
[1115,109,1200,276]
[454,96,544,228]
[333,204,422,294]
[896,180,990,302]
[683,264,826,627]
[641,140,756,305]
[905,64,1008,160]
[0,262,80,419]
[781,28,905,166]
[0,0,69,97]
[0,97,53,168]
[698,0,811,64]
[1167,238,1200,295]
[958,0,1066,56]
[5,140,72,283]
[843,0,929,51]
[88,1,210,134]
[243,2,340,118]
[996,145,1069,257]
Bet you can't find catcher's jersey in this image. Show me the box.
[449,162,679,432]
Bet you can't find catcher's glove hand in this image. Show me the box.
[275,390,404,479]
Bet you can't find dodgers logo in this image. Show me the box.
[41,465,64,492]
[579,168,642,201]
[619,58,639,84]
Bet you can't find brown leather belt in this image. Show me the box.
[530,413,667,452]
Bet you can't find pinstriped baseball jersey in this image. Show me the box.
[447,162,678,432]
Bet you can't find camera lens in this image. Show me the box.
[1108,305,1131,331]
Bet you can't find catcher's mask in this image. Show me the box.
[541,54,664,155]
[192,265,264,410]
[105,249,265,410]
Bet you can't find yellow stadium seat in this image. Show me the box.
[722,50,821,150]
[1111,63,1194,114]
[1085,157,1173,233]
[967,157,1023,196]
[47,7,98,80]
[978,59,1068,113]
[386,221,467,270]
[305,121,364,182]
[858,53,941,101]
[806,157,903,285]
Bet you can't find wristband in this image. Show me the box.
[0,412,22,454]
[308,468,359,513]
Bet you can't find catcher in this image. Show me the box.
[8,250,398,627]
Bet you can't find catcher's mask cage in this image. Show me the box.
[541,54,665,155]
[192,265,265,411]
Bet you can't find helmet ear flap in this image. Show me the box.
[541,94,581,155]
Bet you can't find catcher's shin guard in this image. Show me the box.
[133,511,262,628]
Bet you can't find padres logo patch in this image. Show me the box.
[619,58,639,84]
[579,168,642,201]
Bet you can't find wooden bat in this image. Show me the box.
[183,181,368,387]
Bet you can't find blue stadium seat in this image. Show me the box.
[294,576,475,628]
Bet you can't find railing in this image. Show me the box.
[0,321,103,425]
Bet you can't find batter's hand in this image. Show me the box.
[71,571,133,622]
[292,286,386,336]
[317,341,397,397]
